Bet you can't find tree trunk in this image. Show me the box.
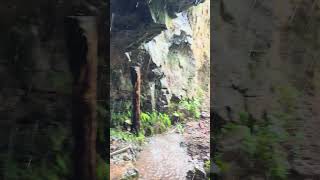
[130,66,141,134]
[65,16,98,180]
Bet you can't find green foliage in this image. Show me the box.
[176,123,185,134]
[267,149,289,180]
[3,159,21,180]
[172,111,182,117]
[276,85,299,112]
[216,112,291,179]
[54,154,69,175]
[2,122,76,180]
[213,153,230,173]
[148,0,173,25]
[140,111,172,136]
[111,129,145,144]
[110,100,132,128]
[168,97,202,123]
[3,152,72,180]
[48,126,68,151]
[204,160,210,173]
[239,111,250,124]
[111,102,172,136]
[195,87,205,102]
[179,98,201,119]
[97,156,108,180]
[111,110,131,128]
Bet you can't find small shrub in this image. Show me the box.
[111,110,131,128]
[216,112,290,179]
[213,153,230,173]
[110,129,145,144]
[140,111,172,135]
[173,111,183,117]
[178,98,201,119]
[176,123,185,134]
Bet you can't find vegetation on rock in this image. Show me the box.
[213,110,306,179]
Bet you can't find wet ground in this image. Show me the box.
[110,110,210,180]
[135,132,194,180]
[184,111,210,162]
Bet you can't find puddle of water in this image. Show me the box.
[135,132,194,180]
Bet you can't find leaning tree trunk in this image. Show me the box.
[130,66,141,134]
[65,16,98,180]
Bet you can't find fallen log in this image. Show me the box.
[110,145,132,156]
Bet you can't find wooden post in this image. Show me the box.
[65,16,97,180]
[130,66,141,134]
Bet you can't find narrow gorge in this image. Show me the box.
[1,0,320,180]
[110,0,210,179]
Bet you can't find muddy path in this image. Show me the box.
[135,132,194,180]
[110,111,210,180]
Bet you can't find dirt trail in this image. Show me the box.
[110,101,210,180]
[135,132,194,180]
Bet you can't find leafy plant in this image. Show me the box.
[204,160,211,173]
[216,112,291,179]
[111,110,131,128]
[179,98,201,119]
[213,153,230,173]
[173,111,182,117]
[111,129,145,144]
[148,0,173,25]
[176,123,184,134]
[140,111,172,136]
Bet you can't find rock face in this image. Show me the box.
[213,0,320,179]
[186,167,207,180]
[0,1,106,179]
[110,0,210,113]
